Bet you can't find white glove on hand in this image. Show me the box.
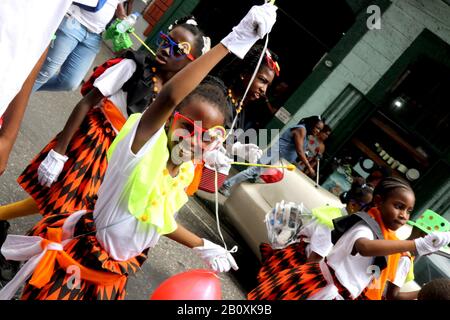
[231,141,263,164]
[221,3,277,59]
[414,232,450,256]
[203,146,233,175]
[193,239,239,272]
[37,149,68,187]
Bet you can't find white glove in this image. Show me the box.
[193,239,239,272]
[414,232,450,256]
[203,146,233,175]
[231,141,263,164]
[221,3,277,59]
[37,149,68,187]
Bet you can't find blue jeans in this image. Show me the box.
[222,142,288,192]
[33,16,102,92]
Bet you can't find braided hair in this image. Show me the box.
[178,75,229,120]
[168,15,210,58]
[372,176,414,202]
[340,177,373,210]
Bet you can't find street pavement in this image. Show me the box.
[0,43,254,300]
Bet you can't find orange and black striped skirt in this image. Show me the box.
[21,211,148,300]
[256,241,308,285]
[248,261,367,300]
[17,108,116,215]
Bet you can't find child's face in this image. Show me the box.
[155,26,197,73]
[167,99,225,163]
[242,65,275,102]
[347,193,372,214]
[319,130,331,141]
[376,189,416,230]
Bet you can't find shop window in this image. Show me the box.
[322,84,364,128]
[382,56,450,154]
[322,56,450,200]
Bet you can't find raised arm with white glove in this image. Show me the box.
[231,141,263,164]
[203,146,233,175]
[37,149,68,187]
[193,239,239,272]
[414,231,450,256]
[221,3,277,59]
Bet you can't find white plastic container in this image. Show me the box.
[117,12,141,33]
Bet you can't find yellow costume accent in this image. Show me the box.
[312,206,345,229]
[108,114,194,235]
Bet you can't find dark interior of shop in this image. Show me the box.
[322,55,450,197]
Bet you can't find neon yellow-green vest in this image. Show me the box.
[312,206,346,229]
[107,113,194,235]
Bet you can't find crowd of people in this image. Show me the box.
[0,1,449,301]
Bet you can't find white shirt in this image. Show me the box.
[0,0,74,116]
[390,256,412,288]
[94,113,165,261]
[93,58,137,118]
[68,0,127,34]
[326,221,376,298]
[301,207,349,258]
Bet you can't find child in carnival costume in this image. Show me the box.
[248,177,450,300]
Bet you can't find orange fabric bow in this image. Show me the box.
[28,227,123,289]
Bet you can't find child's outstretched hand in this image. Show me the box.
[193,239,239,272]
[414,231,450,256]
[221,3,277,59]
[231,141,263,164]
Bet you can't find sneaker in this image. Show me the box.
[218,185,231,197]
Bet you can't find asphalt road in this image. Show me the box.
[0,43,253,300]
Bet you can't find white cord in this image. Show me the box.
[226,34,270,139]
[214,167,238,254]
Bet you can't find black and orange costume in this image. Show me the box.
[248,209,405,300]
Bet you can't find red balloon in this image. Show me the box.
[150,269,222,300]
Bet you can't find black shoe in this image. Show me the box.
[0,221,20,286]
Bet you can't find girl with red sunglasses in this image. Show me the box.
[0,3,277,300]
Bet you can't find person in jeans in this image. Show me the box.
[219,115,324,197]
[33,0,132,92]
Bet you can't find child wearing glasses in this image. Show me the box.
[0,17,211,220]
[0,2,278,300]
